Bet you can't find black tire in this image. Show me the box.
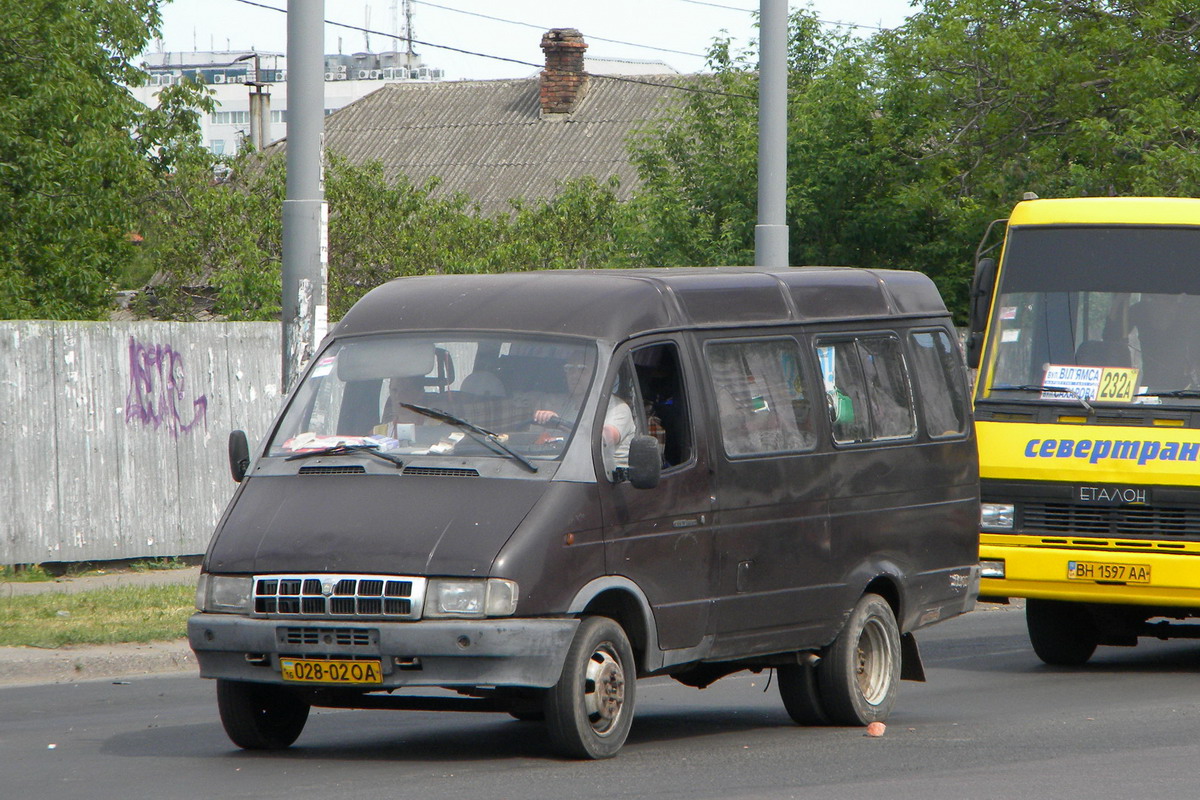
[777,660,830,725]
[817,594,901,726]
[508,710,546,722]
[544,616,637,759]
[216,679,310,750]
[1026,599,1098,666]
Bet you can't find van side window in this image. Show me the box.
[632,343,693,468]
[705,339,816,457]
[817,335,915,444]
[910,330,967,437]
[860,336,916,439]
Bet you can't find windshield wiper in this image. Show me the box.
[991,384,1094,414]
[1135,388,1200,398]
[285,443,405,468]
[399,403,539,473]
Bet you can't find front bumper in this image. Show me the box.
[188,613,579,689]
[979,534,1200,607]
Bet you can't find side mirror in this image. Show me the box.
[625,435,662,490]
[966,256,997,369]
[228,430,251,483]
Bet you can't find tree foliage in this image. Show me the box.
[142,152,635,321]
[0,0,209,319]
[628,1,1200,318]
[14,1,1200,322]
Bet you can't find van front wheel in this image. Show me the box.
[817,593,901,726]
[544,616,636,759]
[216,679,310,750]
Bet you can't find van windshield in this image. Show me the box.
[268,334,598,461]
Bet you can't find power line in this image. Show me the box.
[229,0,753,99]
[674,0,888,32]
[411,0,708,59]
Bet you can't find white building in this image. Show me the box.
[134,49,444,156]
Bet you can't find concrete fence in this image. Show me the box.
[1,321,282,565]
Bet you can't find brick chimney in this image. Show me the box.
[539,28,589,115]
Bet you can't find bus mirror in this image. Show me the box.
[967,257,997,369]
[229,430,251,482]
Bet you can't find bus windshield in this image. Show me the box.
[979,225,1200,406]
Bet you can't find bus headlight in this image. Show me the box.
[981,502,1015,531]
[980,559,1006,579]
[425,578,518,618]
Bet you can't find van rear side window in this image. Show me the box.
[705,338,817,457]
[817,335,916,444]
[909,330,968,437]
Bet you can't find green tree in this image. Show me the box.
[0,0,207,319]
[626,2,1200,319]
[626,13,940,280]
[140,152,636,321]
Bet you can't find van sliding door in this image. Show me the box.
[702,334,835,656]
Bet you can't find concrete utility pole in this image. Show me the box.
[281,0,328,393]
[755,0,789,268]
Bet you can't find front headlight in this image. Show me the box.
[981,502,1015,531]
[980,559,1006,579]
[197,574,253,613]
[425,578,518,618]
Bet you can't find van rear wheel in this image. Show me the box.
[777,660,830,725]
[1026,599,1098,666]
[817,593,901,726]
[216,679,310,750]
[544,616,636,759]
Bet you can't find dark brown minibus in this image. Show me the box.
[190,267,980,759]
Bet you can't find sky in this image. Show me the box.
[151,0,922,80]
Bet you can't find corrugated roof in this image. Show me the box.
[306,74,684,215]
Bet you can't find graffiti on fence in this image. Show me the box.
[125,336,208,437]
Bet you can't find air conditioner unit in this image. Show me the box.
[357,69,370,79]
[213,74,226,84]
[325,72,336,81]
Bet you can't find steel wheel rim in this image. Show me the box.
[855,617,892,706]
[582,642,626,736]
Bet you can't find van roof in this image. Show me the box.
[332,267,948,342]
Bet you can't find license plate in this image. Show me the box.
[1067,561,1151,583]
[280,658,383,685]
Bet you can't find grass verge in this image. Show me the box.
[0,585,194,648]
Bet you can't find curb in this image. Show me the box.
[0,640,196,688]
[0,566,201,688]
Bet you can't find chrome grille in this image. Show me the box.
[254,574,425,619]
[1024,503,1200,539]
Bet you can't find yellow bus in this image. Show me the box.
[966,195,1200,665]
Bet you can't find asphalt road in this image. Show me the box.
[2,602,1198,800]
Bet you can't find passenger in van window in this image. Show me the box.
[600,392,637,475]
[381,376,431,428]
[532,362,591,429]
